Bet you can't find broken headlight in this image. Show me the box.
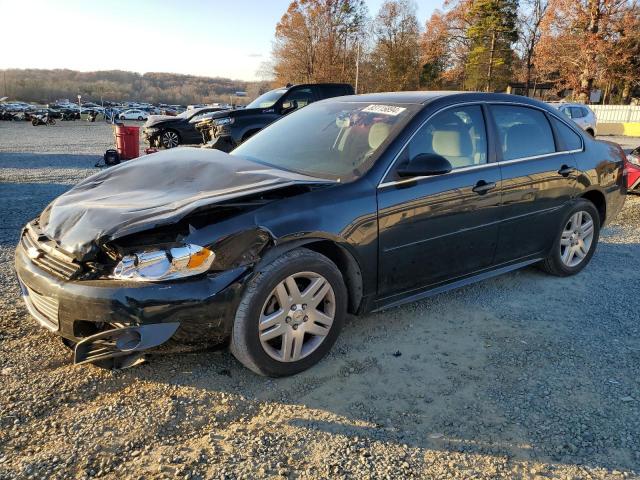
[214,117,234,126]
[112,244,215,281]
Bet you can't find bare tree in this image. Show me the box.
[517,0,549,96]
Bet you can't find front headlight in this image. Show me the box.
[112,244,215,281]
[214,117,234,126]
[627,153,640,166]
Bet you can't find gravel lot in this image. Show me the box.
[1,120,639,479]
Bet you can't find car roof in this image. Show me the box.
[553,102,593,109]
[326,91,558,108]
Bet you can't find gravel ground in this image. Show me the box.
[0,121,639,479]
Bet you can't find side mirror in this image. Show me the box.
[397,153,453,177]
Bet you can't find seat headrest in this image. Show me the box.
[432,128,472,157]
[368,123,391,150]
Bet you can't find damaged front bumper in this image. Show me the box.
[143,128,161,147]
[15,240,247,367]
[196,121,236,152]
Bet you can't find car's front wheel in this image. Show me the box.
[160,130,180,148]
[540,199,600,276]
[231,249,346,376]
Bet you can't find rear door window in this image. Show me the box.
[491,105,555,161]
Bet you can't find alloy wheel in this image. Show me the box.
[161,131,179,148]
[560,211,594,267]
[259,272,335,362]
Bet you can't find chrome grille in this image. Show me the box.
[23,284,59,330]
[21,226,82,280]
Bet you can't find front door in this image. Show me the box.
[377,104,502,300]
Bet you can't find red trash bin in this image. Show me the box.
[114,125,140,160]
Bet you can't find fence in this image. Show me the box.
[590,105,640,123]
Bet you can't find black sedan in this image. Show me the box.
[143,106,228,148]
[15,92,627,375]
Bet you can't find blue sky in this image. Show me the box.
[1,0,440,80]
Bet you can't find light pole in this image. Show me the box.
[77,94,82,116]
[355,39,360,95]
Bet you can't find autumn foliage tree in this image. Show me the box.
[368,0,422,91]
[536,0,638,102]
[272,0,368,85]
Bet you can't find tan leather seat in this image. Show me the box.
[431,128,473,168]
[368,123,391,150]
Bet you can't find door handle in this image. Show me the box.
[472,180,497,195]
[558,165,576,177]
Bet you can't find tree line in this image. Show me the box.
[0,69,268,105]
[269,0,640,104]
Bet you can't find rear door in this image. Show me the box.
[377,103,502,299]
[490,104,580,263]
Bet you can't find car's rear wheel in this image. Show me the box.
[539,199,600,276]
[160,130,180,148]
[138,116,143,121]
[230,249,346,376]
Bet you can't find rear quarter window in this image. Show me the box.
[550,116,583,151]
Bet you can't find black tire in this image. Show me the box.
[160,130,181,148]
[539,198,600,277]
[586,128,595,137]
[119,115,125,120]
[230,248,347,377]
[138,116,143,121]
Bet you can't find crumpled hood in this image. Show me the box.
[144,114,182,128]
[39,148,329,259]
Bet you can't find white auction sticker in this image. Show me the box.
[362,104,406,116]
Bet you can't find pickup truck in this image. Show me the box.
[196,83,354,151]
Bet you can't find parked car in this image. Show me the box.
[15,92,626,374]
[0,108,20,121]
[24,108,61,121]
[196,83,354,151]
[143,106,229,148]
[625,146,640,193]
[549,102,597,136]
[119,109,148,121]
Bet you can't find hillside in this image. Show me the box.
[0,69,268,105]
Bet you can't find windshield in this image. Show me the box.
[232,101,418,182]
[246,89,287,109]
[175,109,197,119]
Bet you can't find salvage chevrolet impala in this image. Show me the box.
[15,92,627,375]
